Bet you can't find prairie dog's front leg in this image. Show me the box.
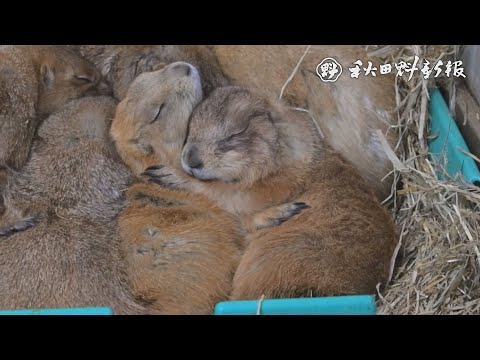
[243,201,310,234]
[141,165,191,190]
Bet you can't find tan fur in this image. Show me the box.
[1,96,134,228]
[76,44,396,198]
[0,167,5,216]
[0,216,147,314]
[232,151,397,299]
[78,45,228,100]
[119,183,243,314]
[210,45,398,200]
[111,62,305,229]
[0,45,109,171]
[111,64,243,314]
[111,62,203,175]
[0,96,148,314]
[148,86,398,299]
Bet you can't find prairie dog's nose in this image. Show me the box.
[183,145,203,169]
[171,62,192,77]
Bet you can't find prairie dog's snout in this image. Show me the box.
[181,144,203,174]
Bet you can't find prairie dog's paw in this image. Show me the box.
[141,165,188,190]
[251,202,310,231]
[0,216,38,237]
[129,189,187,208]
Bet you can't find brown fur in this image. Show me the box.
[0,96,147,314]
[232,152,397,299]
[0,216,146,314]
[0,45,109,171]
[111,62,306,230]
[119,183,243,314]
[78,45,228,100]
[146,86,398,299]
[111,62,203,175]
[209,45,398,200]
[77,45,396,199]
[1,96,134,228]
[0,167,5,216]
[112,64,243,314]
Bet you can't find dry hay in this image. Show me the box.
[365,45,480,314]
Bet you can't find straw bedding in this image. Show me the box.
[365,45,480,314]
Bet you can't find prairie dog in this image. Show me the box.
[112,62,242,313]
[1,96,134,232]
[0,216,147,314]
[0,45,108,171]
[210,45,397,200]
[145,86,398,298]
[111,62,203,175]
[0,96,146,314]
[119,183,243,314]
[78,45,228,99]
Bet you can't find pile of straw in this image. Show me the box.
[367,45,480,314]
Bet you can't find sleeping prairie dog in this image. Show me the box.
[112,62,242,313]
[78,45,228,99]
[144,86,398,298]
[209,45,397,201]
[111,62,203,175]
[0,45,109,171]
[0,96,147,314]
[1,96,133,234]
[0,215,147,314]
[118,183,243,314]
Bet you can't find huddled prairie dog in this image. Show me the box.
[0,45,108,171]
[0,217,146,314]
[111,62,243,314]
[145,86,398,298]
[78,45,228,100]
[0,96,146,314]
[1,96,134,232]
[209,45,397,200]
[119,183,243,314]
[111,62,204,175]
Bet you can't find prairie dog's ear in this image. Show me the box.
[40,63,55,87]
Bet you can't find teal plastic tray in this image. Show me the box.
[214,295,377,315]
[0,307,113,315]
[428,88,480,184]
